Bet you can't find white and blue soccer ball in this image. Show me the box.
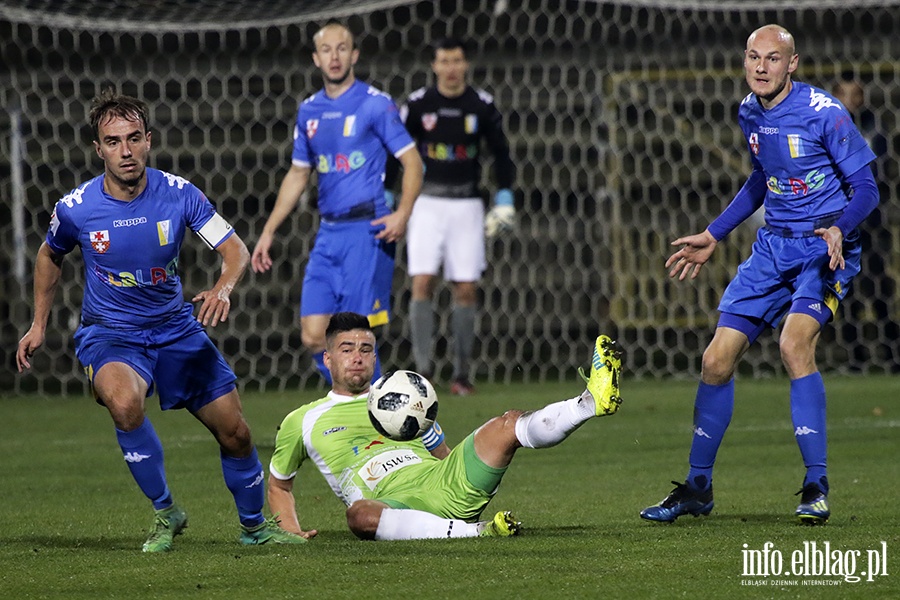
[367,370,439,441]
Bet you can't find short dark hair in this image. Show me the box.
[325,312,373,345]
[431,37,467,61]
[89,87,150,140]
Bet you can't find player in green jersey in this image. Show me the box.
[267,312,622,540]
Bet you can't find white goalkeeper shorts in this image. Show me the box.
[406,194,486,282]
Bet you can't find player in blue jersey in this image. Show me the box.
[266,312,623,541]
[640,25,879,526]
[251,22,424,385]
[15,89,306,551]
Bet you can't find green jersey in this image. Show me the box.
[269,392,438,506]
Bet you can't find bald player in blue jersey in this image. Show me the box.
[252,22,424,384]
[640,25,879,526]
[16,89,306,551]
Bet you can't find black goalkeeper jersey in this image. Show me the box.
[395,85,514,198]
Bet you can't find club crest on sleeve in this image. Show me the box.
[306,119,319,138]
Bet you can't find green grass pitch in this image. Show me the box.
[1,375,897,598]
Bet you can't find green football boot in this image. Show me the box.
[142,504,188,553]
[578,335,623,416]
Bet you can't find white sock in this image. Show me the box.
[374,508,481,540]
[513,394,595,449]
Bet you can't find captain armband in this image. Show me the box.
[197,212,234,249]
[421,421,445,451]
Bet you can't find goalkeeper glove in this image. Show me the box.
[485,188,516,238]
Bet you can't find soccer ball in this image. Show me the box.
[367,370,439,441]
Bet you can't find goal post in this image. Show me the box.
[2,1,898,395]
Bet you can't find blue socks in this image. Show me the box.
[791,372,828,492]
[116,418,172,510]
[117,418,269,528]
[221,448,266,528]
[687,380,735,492]
[682,374,828,496]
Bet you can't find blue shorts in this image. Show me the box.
[718,227,861,328]
[300,219,396,326]
[74,303,237,412]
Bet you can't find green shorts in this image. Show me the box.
[375,433,507,522]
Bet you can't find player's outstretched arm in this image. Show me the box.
[251,164,311,273]
[267,474,318,539]
[193,234,249,327]
[665,229,718,281]
[17,243,64,372]
[372,147,423,242]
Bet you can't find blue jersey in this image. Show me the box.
[739,81,876,231]
[46,168,233,329]
[291,80,414,221]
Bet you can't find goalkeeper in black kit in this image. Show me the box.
[386,37,516,396]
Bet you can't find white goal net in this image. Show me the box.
[2,0,898,394]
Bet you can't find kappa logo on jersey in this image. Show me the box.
[161,171,190,190]
[112,217,148,228]
[422,112,437,131]
[749,133,760,155]
[123,451,151,463]
[808,88,840,112]
[59,181,92,208]
[794,426,819,436]
[465,114,478,134]
[306,119,319,138]
[343,115,357,137]
[49,209,61,236]
[157,220,172,246]
[90,230,110,253]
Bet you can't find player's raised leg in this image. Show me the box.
[347,499,520,540]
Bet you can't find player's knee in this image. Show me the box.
[700,348,734,385]
[217,417,254,456]
[346,501,382,540]
[483,410,524,438]
[779,338,815,377]
[102,397,146,431]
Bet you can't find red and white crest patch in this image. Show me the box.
[422,113,437,131]
[90,230,110,253]
[749,132,759,156]
[306,119,319,138]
